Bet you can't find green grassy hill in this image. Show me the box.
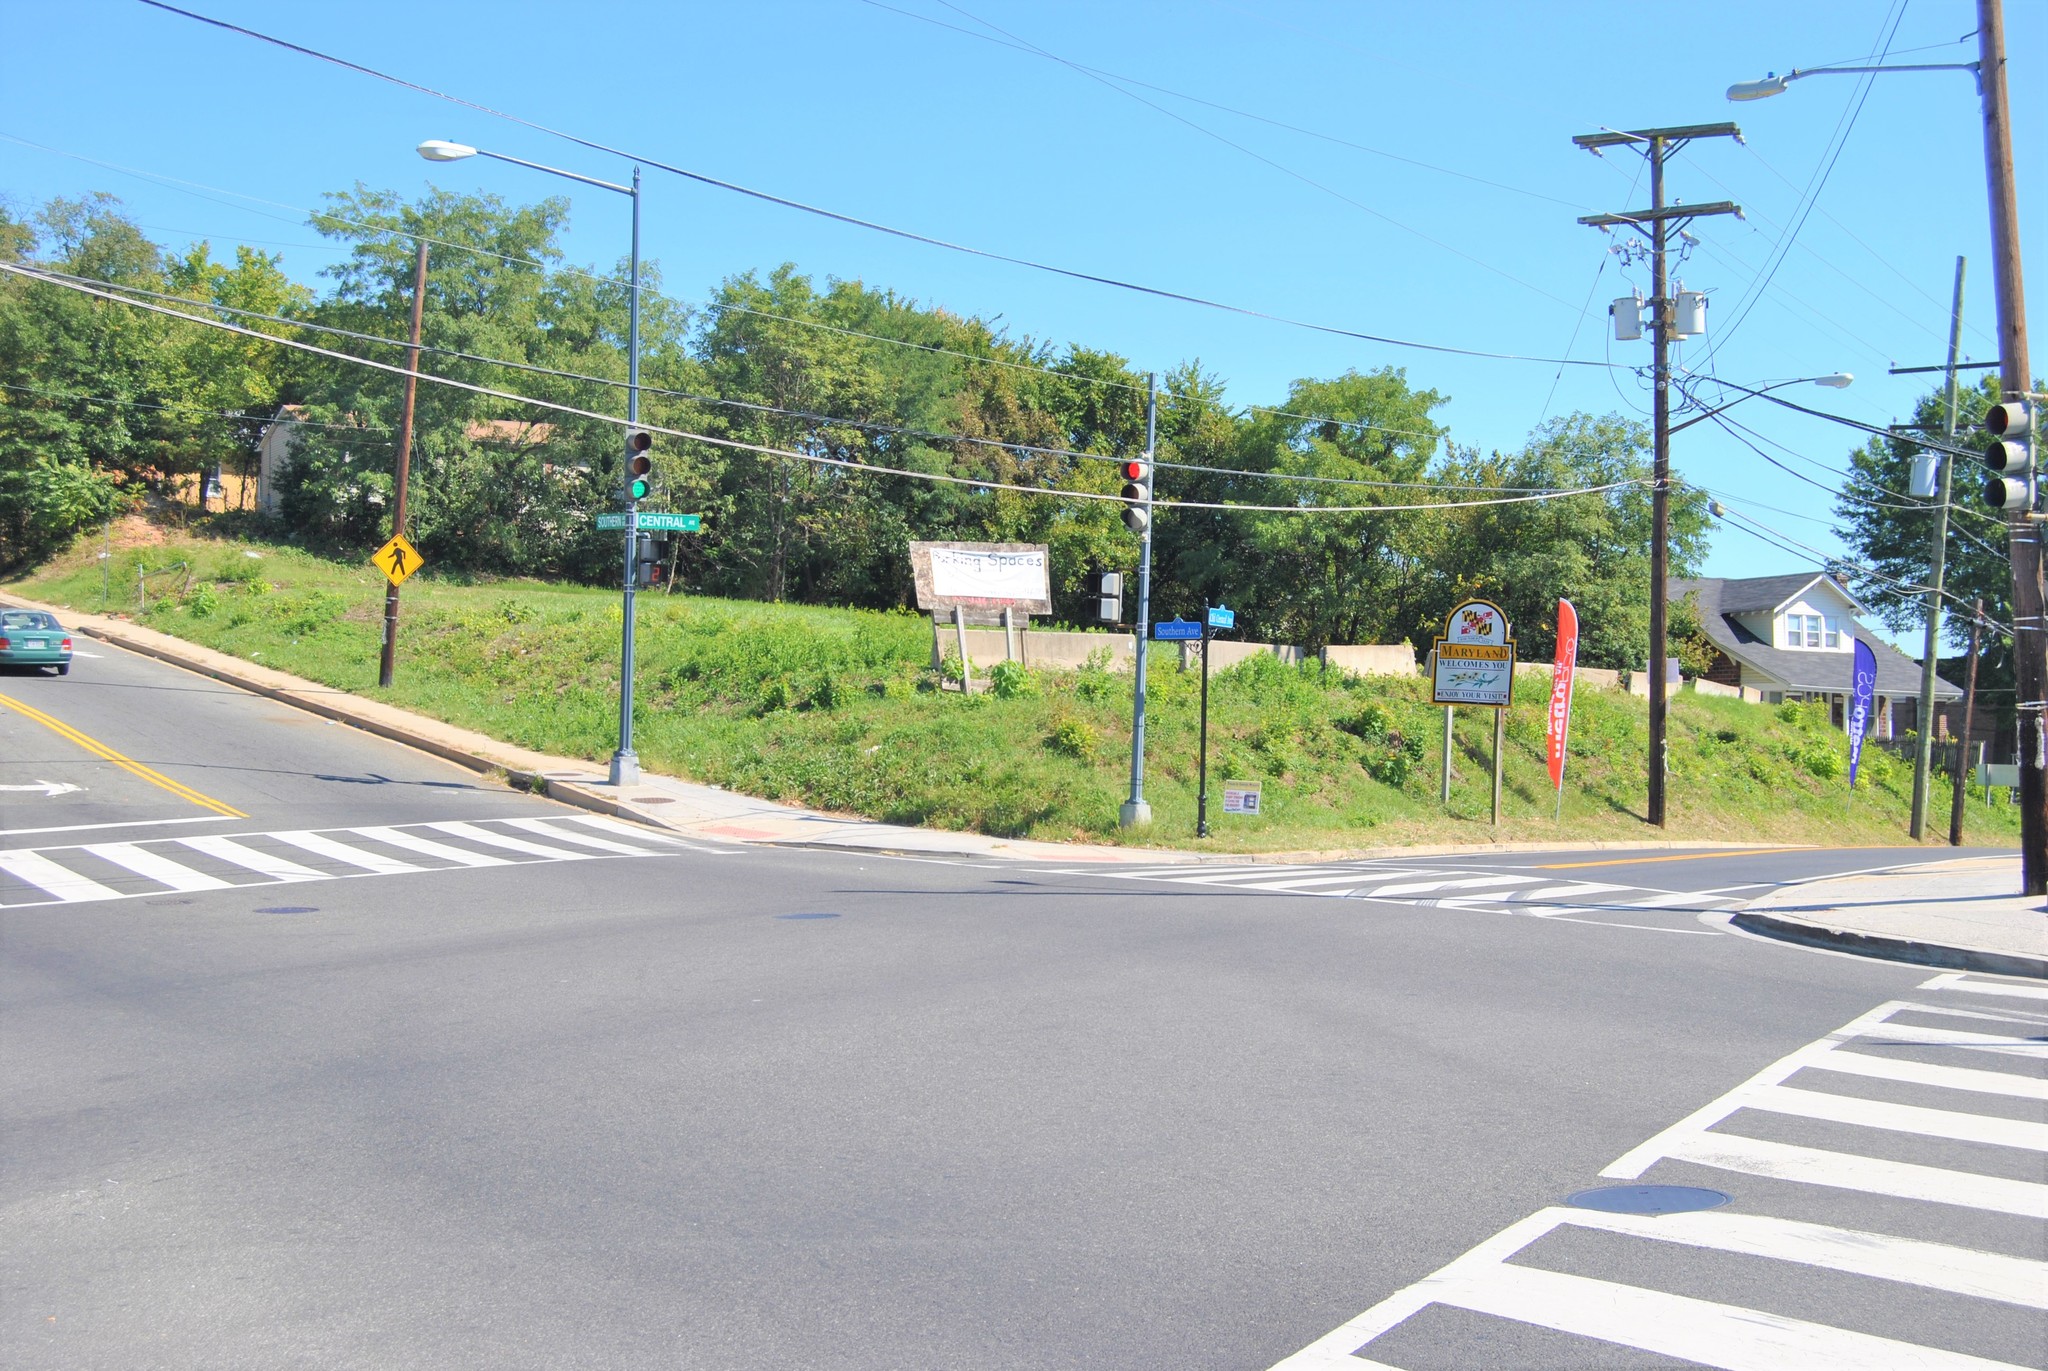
[11,523,2017,852]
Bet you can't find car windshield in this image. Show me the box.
[1,611,59,631]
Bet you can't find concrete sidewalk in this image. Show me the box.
[1736,855,2047,979]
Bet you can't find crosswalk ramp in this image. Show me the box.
[1270,971,2048,1369]
[0,814,722,909]
[1046,860,1740,925]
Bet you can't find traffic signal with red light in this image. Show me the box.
[1121,459,1152,535]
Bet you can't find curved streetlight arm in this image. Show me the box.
[1729,61,1980,100]
[1668,374,1850,433]
[467,147,634,197]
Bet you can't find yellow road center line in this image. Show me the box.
[0,692,247,819]
[1537,848,1807,869]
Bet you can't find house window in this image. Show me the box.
[1784,613,1842,649]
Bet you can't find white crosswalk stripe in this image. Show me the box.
[0,814,722,909]
[1270,973,2048,1370]
[1044,859,1743,928]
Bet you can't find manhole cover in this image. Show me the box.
[776,912,841,920]
[256,906,318,915]
[1567,1184,1731,1215]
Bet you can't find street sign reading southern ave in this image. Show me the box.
[596,512,701,532]
[1153,619,1202,641]
[371,533,423,588]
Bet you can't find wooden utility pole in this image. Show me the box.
[1950,600,1985,847]
[1911,257,1967,839]
[378,239,428,689]
[1574,123,1742,827]
[1976,0,2044,890]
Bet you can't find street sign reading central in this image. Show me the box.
[1206,605,1235,629]
[1153,619,1201,641]
[1430,598,1515,707]
[596,512,701,532]
[371,533,423,588]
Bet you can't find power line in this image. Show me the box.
[1699,0,1907,365]
[134,0,1623,370]
[1711,500,2012,632]
[3,129,1459,442]
[898,0,1580,309]
[853,0,1592,212]
[22,264,1512,495]
[0,381,395,434]
[1700,408,2012,569]
[3,261,1644,517]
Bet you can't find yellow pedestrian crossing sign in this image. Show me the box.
[372,533,423,588]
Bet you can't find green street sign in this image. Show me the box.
[596,512,701,532]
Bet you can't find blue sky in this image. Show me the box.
[3,0,2039,641]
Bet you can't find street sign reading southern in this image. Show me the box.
[1153,619,1202,641]
[371,533,423,588]
[596,512,701,532]
[1430,598,1514,707]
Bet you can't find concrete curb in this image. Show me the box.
[1730,910,2048,980]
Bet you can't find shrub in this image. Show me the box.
[1343,702,1392,744]
[1049,717,1096,759]
[185,583,221,618]
[1798,741,1845,780]
[988,659,1036,699]
[1074,648,1119,701]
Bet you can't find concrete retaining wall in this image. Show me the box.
[931,624,1137,672]
[1321,644,1419,676]
[927,621,1418,679]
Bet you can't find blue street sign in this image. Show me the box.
[1206,605,1235,630]
[1153,619,1202,641]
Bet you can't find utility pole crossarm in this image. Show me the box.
[1573,122,1741,153]
[1579,202,1742,229]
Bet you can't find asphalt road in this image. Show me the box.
[3,637,2041,1369]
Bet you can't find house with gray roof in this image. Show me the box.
[1671,572,1961,739]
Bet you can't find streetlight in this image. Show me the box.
[1727,0,2042,892]
[418,138,649,788]
[1726,63,1980,103]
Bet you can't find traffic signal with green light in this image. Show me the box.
[625,429,654,501]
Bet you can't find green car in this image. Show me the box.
[0,609,73,675]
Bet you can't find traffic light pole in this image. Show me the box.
[1975,0,2045,893]
[609,166,644,788]
[1120,372,1157,829]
